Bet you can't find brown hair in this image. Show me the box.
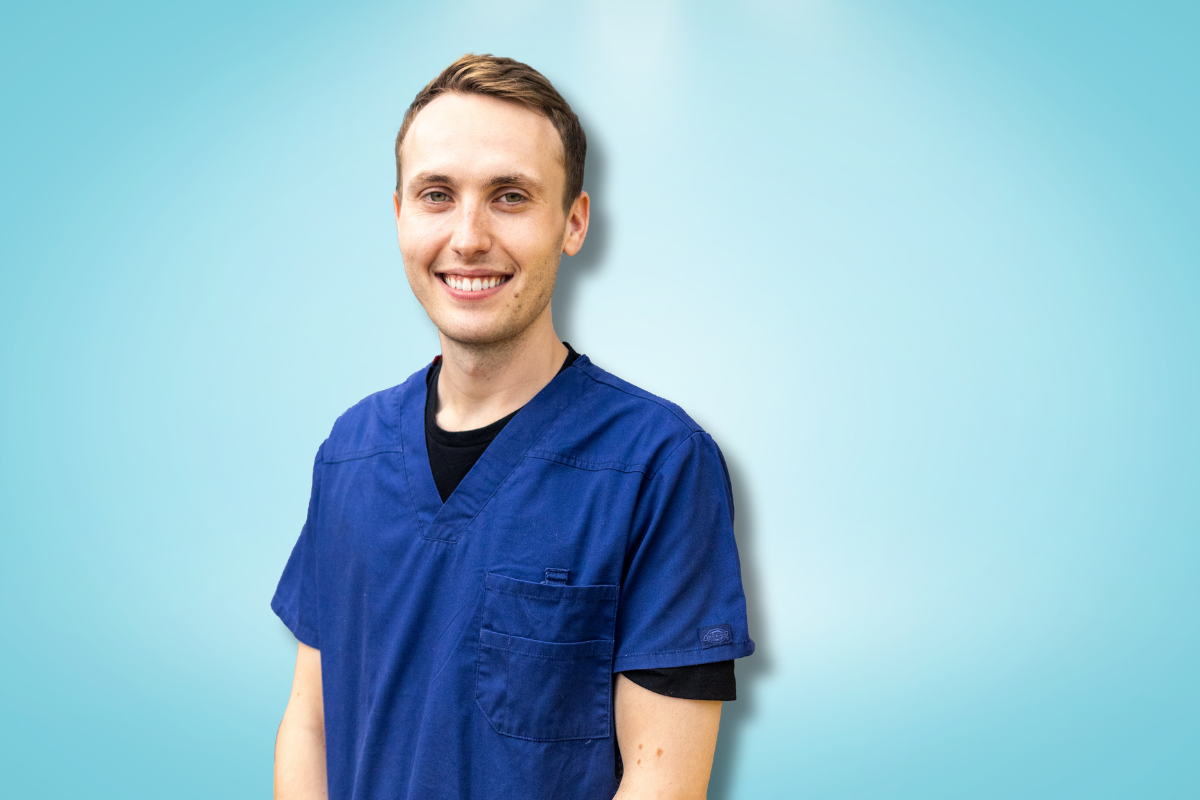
[394,54,587,213]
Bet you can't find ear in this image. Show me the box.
[562,191,590,257]
[393,191,404,247]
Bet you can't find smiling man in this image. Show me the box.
[271,55,754,800]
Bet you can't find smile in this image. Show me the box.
[440,274,511,293]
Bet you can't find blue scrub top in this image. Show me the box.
[272,354,754,799]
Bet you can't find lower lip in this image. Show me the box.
[439,277,510,301]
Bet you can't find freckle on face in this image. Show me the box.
[657,748,663,757]
[638,744,643,750]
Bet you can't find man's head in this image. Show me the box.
[393,54,589,349]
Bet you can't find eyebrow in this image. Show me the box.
[406,171,546,194]
[408,172,456,189]
[486,173,545,192]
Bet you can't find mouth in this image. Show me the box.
[439,274,511,292]
[437,272,512,300]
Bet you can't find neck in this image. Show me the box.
[435,310,567,432]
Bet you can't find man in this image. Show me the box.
[272,54,753,800]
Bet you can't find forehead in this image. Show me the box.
[400,92,564,188]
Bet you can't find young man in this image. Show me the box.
[272,54,753,800]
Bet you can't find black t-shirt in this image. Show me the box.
[424,344,735,702]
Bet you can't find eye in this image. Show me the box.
[500,192,525,204]
[426,191,450,203]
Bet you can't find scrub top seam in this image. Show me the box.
[322,446,403,464]
[615,640,755,659]
[644,430,708,484]
[271,595,319,649]
[707,441,749,613]
[573,362,700,436]
[569,363,703,483]
[525,450,648,474]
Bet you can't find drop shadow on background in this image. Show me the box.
[553,122,608,345]
[708,450,772,800]
[553,126,769,797]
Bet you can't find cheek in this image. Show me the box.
[397,214,445,265]
[505,217,563,267]
[397,239,435,298]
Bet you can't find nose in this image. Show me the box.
[449,204,491,261]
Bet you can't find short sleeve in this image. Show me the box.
[270,442,324,649]
[613,432,754,672]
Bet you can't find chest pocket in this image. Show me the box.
[476,572,617,742]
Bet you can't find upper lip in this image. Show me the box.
[435,269,512,278]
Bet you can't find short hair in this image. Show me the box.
[394,54,587,213]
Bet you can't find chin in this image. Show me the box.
[435,317,521,348]
[427,292,552,350]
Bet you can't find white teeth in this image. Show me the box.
[445,275,508,292]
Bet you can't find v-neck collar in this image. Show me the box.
[400,355,595,544]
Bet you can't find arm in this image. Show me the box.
[274,642,328,800]
[612,674,722,800]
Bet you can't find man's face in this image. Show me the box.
[395,92,588,347]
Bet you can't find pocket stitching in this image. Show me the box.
[484,572,618,602]
[480,630,613,660]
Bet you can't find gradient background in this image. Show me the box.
[2,1,1197,797]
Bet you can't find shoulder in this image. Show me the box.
[540,356,715,476]
[318,364,427,464]
[572,357,703,437]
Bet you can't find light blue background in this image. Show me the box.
[2,2,1197,797]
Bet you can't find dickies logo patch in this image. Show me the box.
[699,624,733,648]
